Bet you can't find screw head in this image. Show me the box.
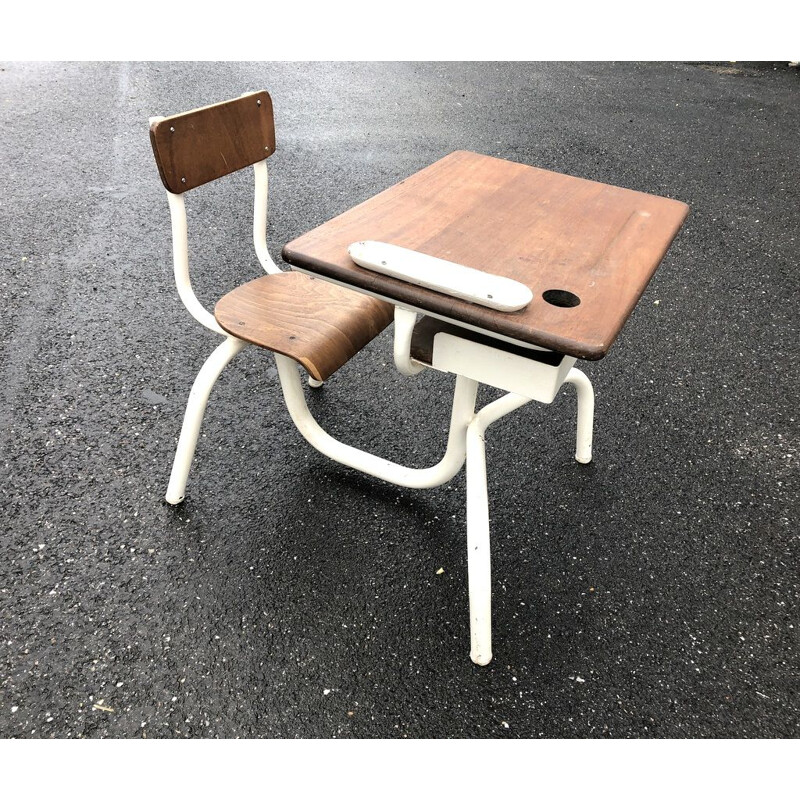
[181,177,186,183]
[257,99,262,106]
[170,126,175,132]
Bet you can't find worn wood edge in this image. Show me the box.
[588,202,691,355]
[283,246,606,360]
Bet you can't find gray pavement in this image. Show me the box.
[1,61,798,738]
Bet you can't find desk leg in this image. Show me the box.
[466,418,493,665]
[466,393,532,665]
[564,368,594,464]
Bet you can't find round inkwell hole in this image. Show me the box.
[543,289,581,308]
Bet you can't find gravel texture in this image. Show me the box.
[1,61,798,739]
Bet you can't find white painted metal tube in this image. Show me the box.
[274,353,478,489]
[564,367,594,464]
[393,307,427,376]
[165,336,248,504]
[252,160,280,274]
[474,392,534,434]
[166,191,227,335]
[465,392,532,666]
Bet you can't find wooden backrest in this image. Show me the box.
[149,91,276,193]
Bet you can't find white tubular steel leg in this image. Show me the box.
[308,376,325,389]
[165,336,249,504]
[274,353,478,489]
[564,367,594,464]
[466,392,533,666]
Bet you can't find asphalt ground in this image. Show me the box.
[1,62,798,739]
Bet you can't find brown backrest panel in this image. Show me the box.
[149,91,276,193]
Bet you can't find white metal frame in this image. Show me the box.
[156,131,595,665]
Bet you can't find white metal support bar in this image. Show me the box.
[165,336,249,504]
[165,191,227,336]
[252,160,280,275]
[274,353,478,489]
[393,307,426,376]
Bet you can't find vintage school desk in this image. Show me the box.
[149,91,689,665]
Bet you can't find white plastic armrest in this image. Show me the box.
[348,241,533,312]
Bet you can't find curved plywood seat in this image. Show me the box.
[215,271,394,381]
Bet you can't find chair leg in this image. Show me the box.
[465,392,532,666]
[308,376,324,389]
[165,336,248,504]
[565,367,594,464]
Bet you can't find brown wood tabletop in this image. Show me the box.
[282,150,689,360]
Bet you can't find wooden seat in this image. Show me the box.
[215,271,394,381]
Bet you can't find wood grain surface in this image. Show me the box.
[150,91,276,193]
[215,272,393,381]
[282,151,689,359]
